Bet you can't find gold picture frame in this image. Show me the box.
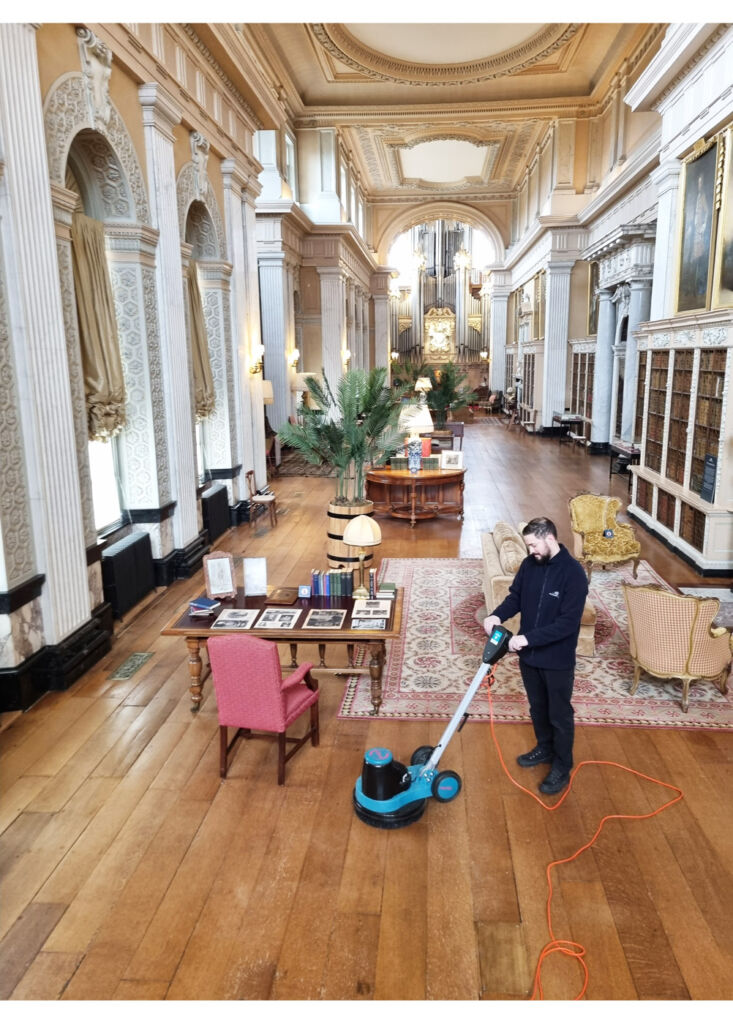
[675,137,719,314]
[712,127,733,309]
[587,261,599,336]
[203,550,237,600]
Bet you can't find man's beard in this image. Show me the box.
[533,553,551,565]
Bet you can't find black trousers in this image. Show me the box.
[519,663,575,774]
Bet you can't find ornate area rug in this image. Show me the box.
[679,587,733,630]
[276,448,336,477]
[339,558,733,730]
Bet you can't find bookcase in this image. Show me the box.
[570,349,594,439]
[629,313,732,572]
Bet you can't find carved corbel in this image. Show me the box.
[76,27,112,127]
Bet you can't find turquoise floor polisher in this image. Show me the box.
[353,625,512,829]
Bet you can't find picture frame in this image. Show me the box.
[255,607,301,629]
[587,261,599,336]
[676,138,719,313]
[303,608,347,629]
[440,449,464,470]
[712,127,733,309]
[211,608,259,630]
[203,550,236,600]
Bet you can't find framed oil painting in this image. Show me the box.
[712,128,733,309]
[676,140,718,313]
[587,261,599,336]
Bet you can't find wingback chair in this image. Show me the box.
[568,493,641,582]
[622,584,732,712]
[207,634,319,783]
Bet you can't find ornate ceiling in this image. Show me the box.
[242,22,661,202]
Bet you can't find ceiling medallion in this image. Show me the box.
[310,24,579,86]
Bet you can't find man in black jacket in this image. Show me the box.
[483,516,588,795]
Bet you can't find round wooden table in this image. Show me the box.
[366,466,465,528]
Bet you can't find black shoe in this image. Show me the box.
[516,745,553,768]
[539,767,570,795]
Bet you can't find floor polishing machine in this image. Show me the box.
[353,624,512,828]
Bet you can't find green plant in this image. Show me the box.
[390,359,431,395]
[277,367,405,504]
[427,361,477,428]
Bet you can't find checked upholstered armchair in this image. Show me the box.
[622,584,732,712]
[568,493,641,583]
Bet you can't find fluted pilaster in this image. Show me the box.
[591,288,616,446]
[258,253,291,431]
[0,23,89,641]
[540,262,573,428]
[650,158,682,320]
[318,267,347,392]
[621,278,653,441]
[487,274,510,392]
[139,83,198,547]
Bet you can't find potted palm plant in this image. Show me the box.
[427,361,478,428]
[278,367,406,566]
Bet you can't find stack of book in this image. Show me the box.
[376,581,396,600]
[310,568,354,597]
[189,596,222,617]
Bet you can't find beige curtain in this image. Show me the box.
[70,212,127,440]
[187,261,216,419]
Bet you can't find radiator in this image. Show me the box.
[102,531,155,618]
[202,484,230,543]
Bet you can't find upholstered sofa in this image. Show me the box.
[481,521,597,657]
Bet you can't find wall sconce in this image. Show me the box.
[390,350,399,361]
[479,350,490,362]
[288,348,300,369]
[342,348,351,365]
[454,248,472,272]
[250,344,265,375]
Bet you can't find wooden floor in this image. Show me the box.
[1,419,732,1001]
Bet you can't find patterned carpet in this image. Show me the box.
[339,557,733,730]
[276,448,337,477]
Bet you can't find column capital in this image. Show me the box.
[138,83,182,139]
[650,156,682,194]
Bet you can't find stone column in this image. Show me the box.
[361,292,370,370]
[650,158,682,320]
[353,287,363,370]
[0,23,89,641]
[371,271,392,373]
[139,83,199,550]
[591,287,616,450]
[242,181,266,486]
[318,267,347,393]
[621,276,653,442]
[455,257,469,357]
[487,273,510,392]
[540,261,573,429]
[258,251,291,432]
[346,277,356,368]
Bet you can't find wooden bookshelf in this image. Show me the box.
[571,350,594,437]
[634,349,647,445]
[665,349,693,486]
[656,487,676,531]
[644,350,668,474]
[690,348,725,498]
[679,499,706,552]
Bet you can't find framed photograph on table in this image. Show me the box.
[203,550,236,600]
[440,450,464,470]
[676,138,719,313]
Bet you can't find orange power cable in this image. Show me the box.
[482,667,685,1000]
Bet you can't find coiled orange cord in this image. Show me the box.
[482,667,684,999]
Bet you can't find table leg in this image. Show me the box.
[410,477,417,528]
[289,642,298,667]
[318,643,327,667]
[186,637,204,713]
[367,640,386,715]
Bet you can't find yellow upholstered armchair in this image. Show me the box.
[568,493,641,582]
[622,584,732,712]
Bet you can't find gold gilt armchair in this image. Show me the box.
[568,493,641,582]
[622,584,732,712]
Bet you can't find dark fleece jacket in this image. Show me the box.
[490,543,588,670]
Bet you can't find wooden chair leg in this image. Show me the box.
[310,703,320,747]
[278,732,287,785]
[220,725,228,778]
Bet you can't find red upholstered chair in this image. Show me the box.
[207,634,319,784]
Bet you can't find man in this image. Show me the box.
[483,517,588,795]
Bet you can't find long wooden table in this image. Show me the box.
[366,466,465,527]
[161,588,403,716]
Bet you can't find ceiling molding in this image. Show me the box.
[308,23,580,86]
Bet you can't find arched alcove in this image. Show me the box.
[376,201,505,267]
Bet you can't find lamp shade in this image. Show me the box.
[342,514,382,548]
[399,402,433,434]
[262,379,274,405]
[415,376,432,392]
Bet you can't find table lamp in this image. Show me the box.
[342,514,382,598]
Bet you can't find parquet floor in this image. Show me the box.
[1,419,732,1001]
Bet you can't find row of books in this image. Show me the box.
[310,568,356,596]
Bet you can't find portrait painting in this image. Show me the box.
[587,261,599,336]
[712,128,733,309]
[677,141,718,313]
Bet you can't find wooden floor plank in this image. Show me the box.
[2,421,732,1001]
[0,902,67,998]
